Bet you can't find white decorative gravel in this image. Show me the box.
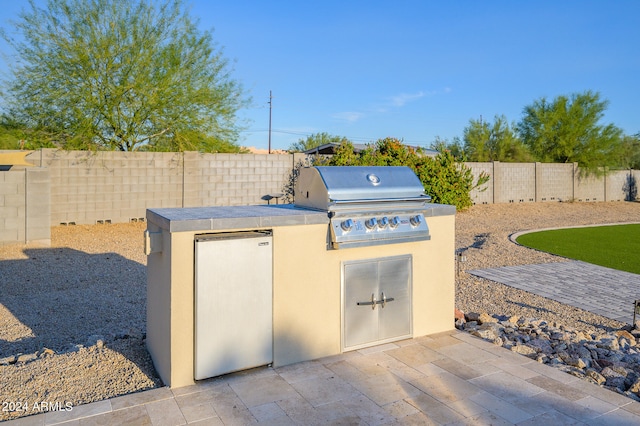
[0,223,160,422]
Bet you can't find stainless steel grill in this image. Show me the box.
[295,166,432,249]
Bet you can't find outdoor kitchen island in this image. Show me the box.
[145,168,456,389]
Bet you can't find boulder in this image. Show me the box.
[478,312,497,324]
[511,344,537,356]
[586,369,606,385]
[16,353,37,363]
[465,312,481,322]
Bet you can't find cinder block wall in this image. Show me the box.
[0,168,50,246]
[467,162,493,204]
[605,170,638,202]
[26,149,300,226]
[25,168,51,243]
[493,162,536,204]
[535,163,574,202]
[33,149,185,225]
[467,161,637,205]
[1,151,638,246]
[573,170,606,202]
[0,170,25,243]
[182,152,294,208]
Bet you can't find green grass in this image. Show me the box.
[515,224,640,275]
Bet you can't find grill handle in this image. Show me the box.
[330,195,431,205]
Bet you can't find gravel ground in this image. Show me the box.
[0,223,160,422]
[1,201,639,421]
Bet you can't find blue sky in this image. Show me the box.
[1,1,639,151]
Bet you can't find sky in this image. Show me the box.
[1,0,639,151]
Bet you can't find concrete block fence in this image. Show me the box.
[0,150,638,246]
[30,149,305,226]
[467,161,639,205]
[0,167,50,246]
[1,149,305,245]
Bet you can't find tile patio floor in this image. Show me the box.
[6,330,640,425]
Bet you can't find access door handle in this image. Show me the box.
[380,292,394,308]
[356,293,378,310]
[356,293,395,309]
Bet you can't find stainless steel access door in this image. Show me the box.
[194,231,273,380]
[342,255,412,351]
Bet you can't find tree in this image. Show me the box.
[463,115,532,162]
[1,0,248,152]
[430,136,466,161]
[326,140,360,166]
[0,114,59,150]
[356,138,417,166]
[0,115,25,150]
[617,134,640,170]
[288,132,349,153]
[517,91,623,172]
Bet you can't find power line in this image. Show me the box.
[246,91,434,147]
[241,128,432,146]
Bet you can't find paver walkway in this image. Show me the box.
[468,260,640,324]
[5,330,640,425]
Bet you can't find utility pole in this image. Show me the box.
[268,90,273,154]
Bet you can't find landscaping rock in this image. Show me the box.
[478,312,497,324]
[457,313,640,397]
[0,355,17,365]
[586,368,607,385]
[39,348,55,358]
[16,353,38,363]
[465,312,481,322]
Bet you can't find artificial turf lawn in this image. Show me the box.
[515,224,640,275]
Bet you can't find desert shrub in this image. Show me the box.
[282,137,488,210]
[413,147,488,210]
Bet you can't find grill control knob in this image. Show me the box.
[389,216,401,228]
[365,217,378,230]
[340,219,354,232]
[379,216,389,229]
[410,215,423,227]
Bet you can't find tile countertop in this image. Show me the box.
[146,203,455,233]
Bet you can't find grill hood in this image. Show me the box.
[295,166,431,211]
[295,166,432,249]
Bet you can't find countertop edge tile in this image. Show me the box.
[147,203,454,233]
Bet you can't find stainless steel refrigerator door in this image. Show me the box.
[194,231,273,380]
